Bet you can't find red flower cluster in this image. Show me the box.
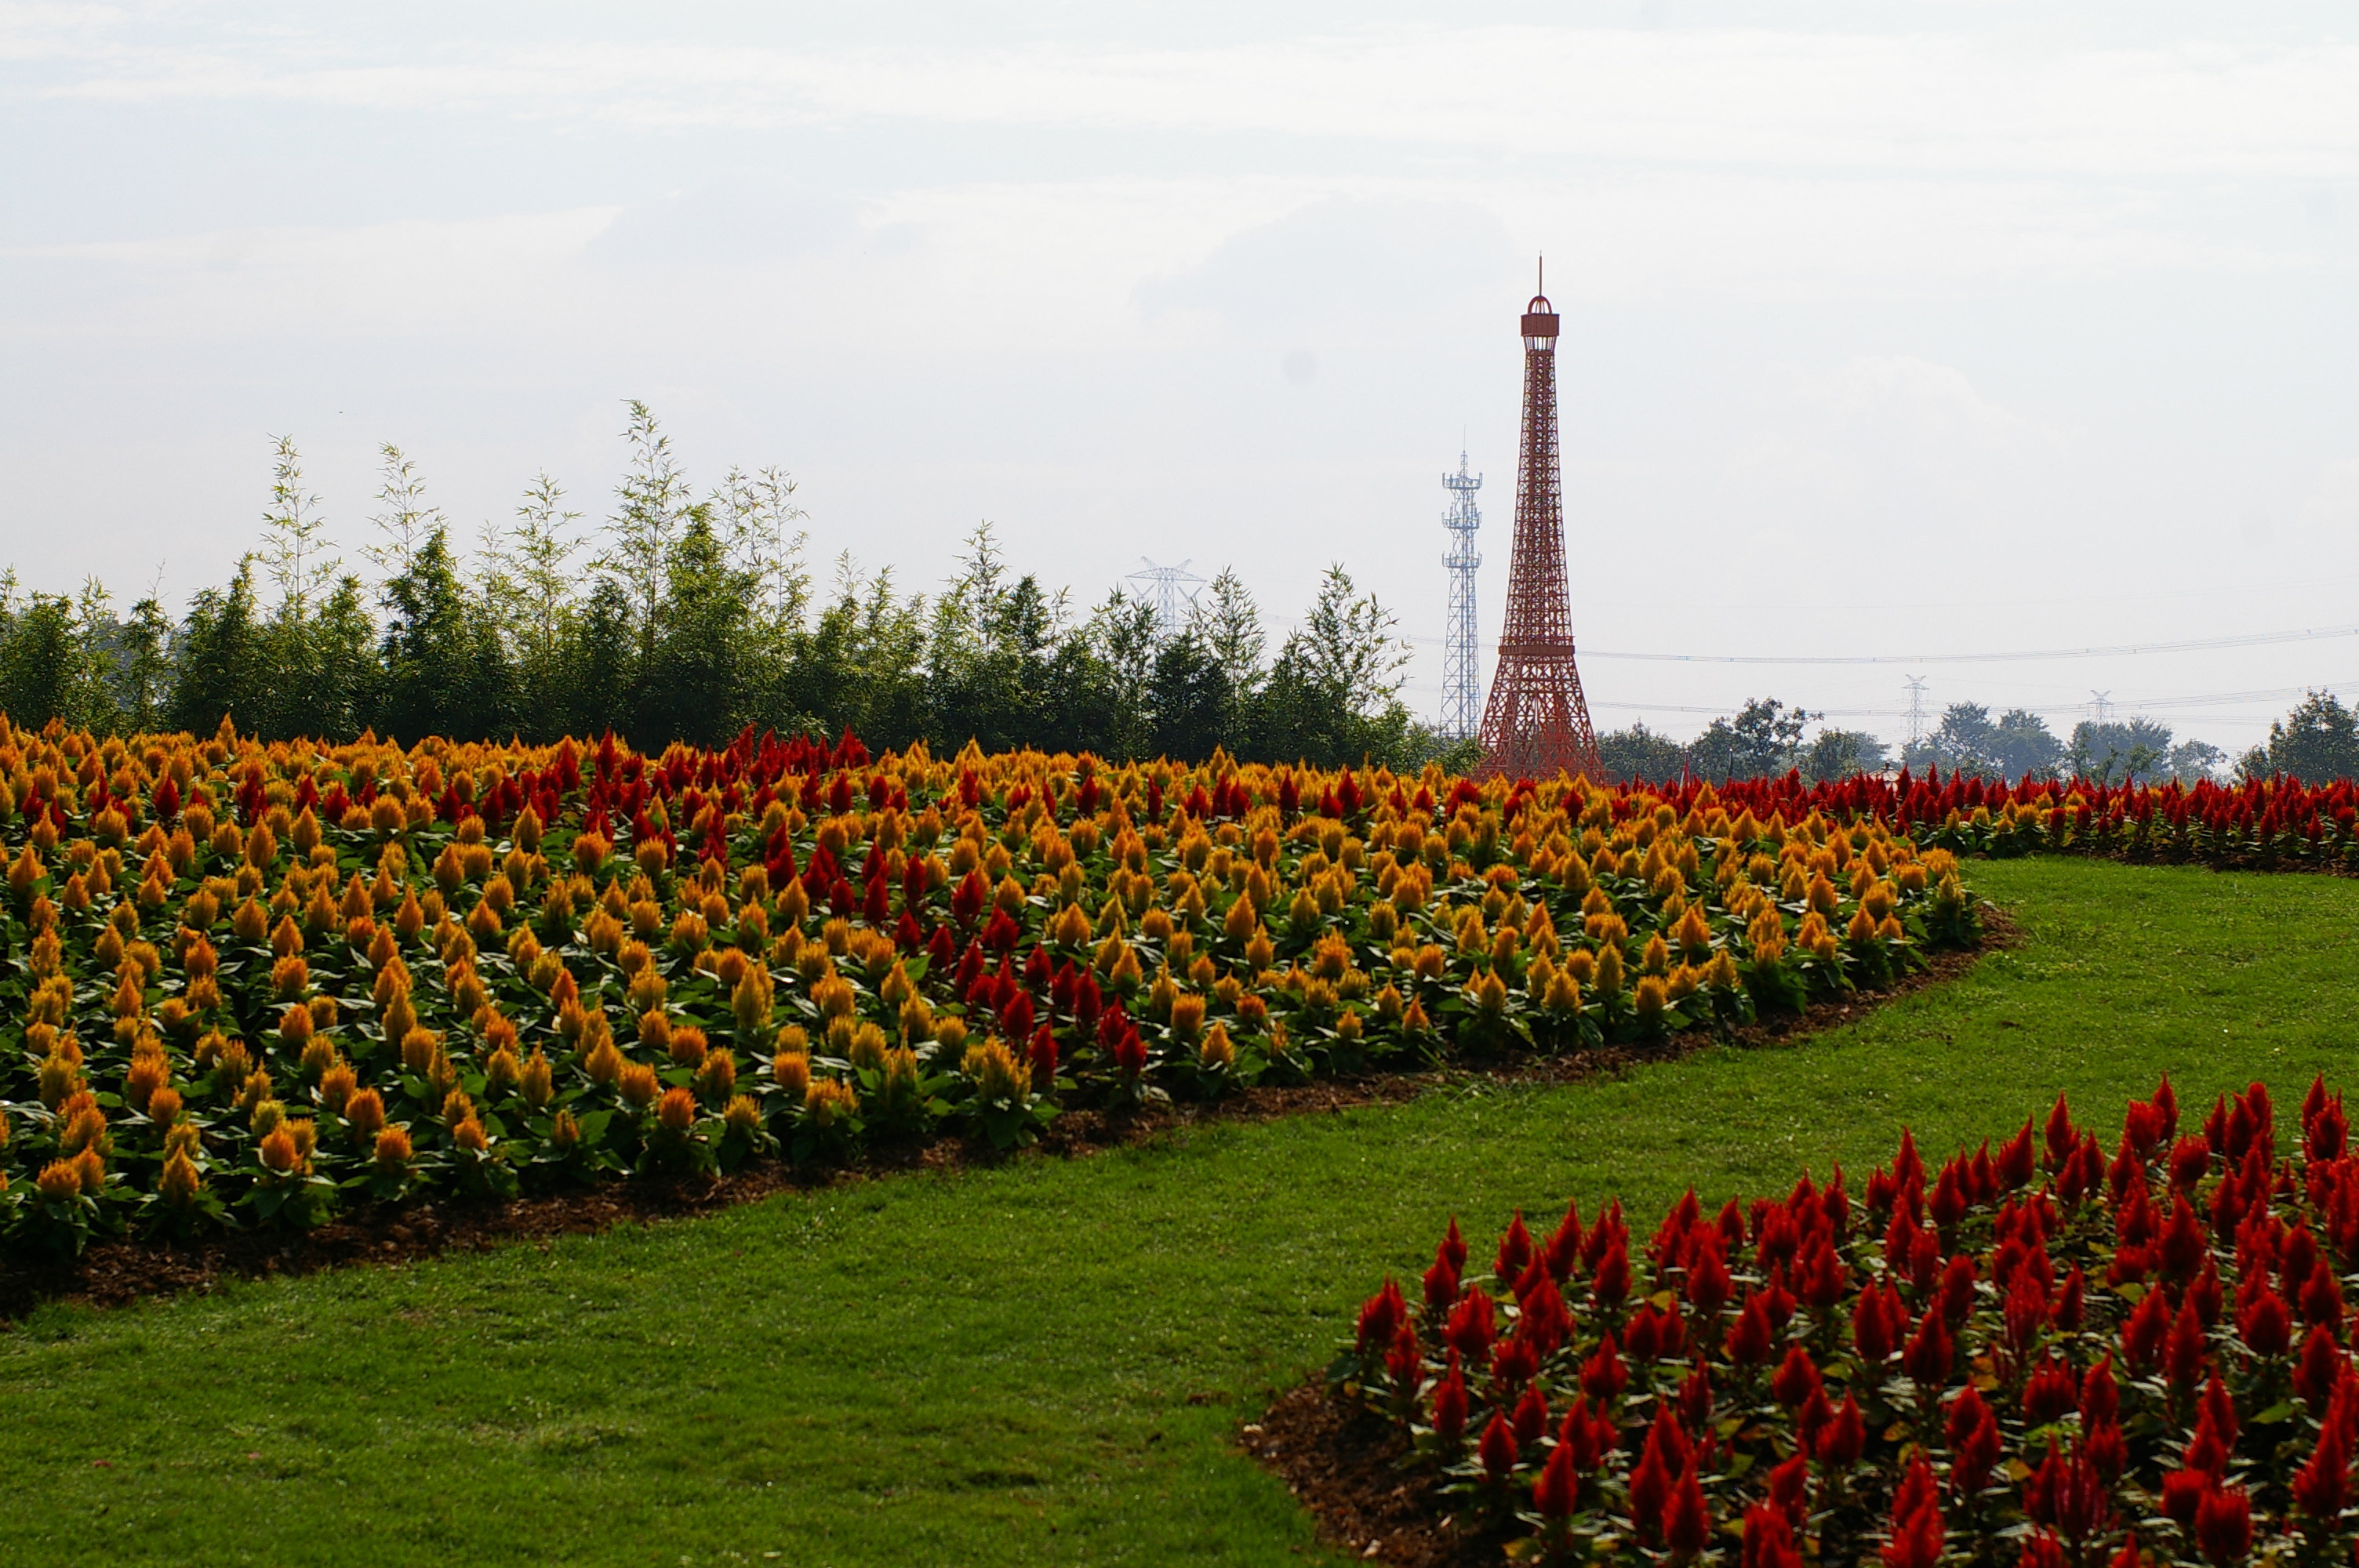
[1337,1076,2359,1564]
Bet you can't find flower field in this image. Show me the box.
[1331,1078,2359,1566]
[1721,771,2359,876]
[0,718,1988,1256]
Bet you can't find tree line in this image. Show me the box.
[1598,692,2356,785]
[0,405,1451,770]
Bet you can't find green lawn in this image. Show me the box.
[3,857,2355,1566]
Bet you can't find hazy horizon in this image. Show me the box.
[6,2,2357,754]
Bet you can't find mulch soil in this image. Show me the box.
[0,912,2014,1324]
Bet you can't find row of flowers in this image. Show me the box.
[0,717,1979,1254]
[1331,1076,2359,1564]
[1697,771,2359,875]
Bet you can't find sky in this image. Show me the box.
[4,2,2358,756]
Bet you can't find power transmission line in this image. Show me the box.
[1566,623,2359,666]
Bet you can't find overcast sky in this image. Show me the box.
[5,2,2357,753]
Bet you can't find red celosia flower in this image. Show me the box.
[2240,1284,2293,1357]
[2016,1530,2066,1568]
[1542,1200,1584,1283]
[2301,1261,2346,1333]
[1496,1210,1535,1283]
[1386,1323,1423,1395]
[1626,1302,1679,1363]
[2043,1094,2076,1172]
[1441,1216,1469,1276]
[2158,1192,2208,1280]
[1930,1162,1967,1232]
[1947,1384,2001,1497]
[2189,1255,2223,1327]
[1027,1023,1057,1090]
[1590,1235,1631,1312]
[2293,1402,2353,1525]
[2160,1468,2209,1529]
[1558,1396,1612,1473]
[2182,1406,2229,1482]
[2194,1483,2252,1566]
[2165,1295,2210,1389]
[1478,1411,1518,1486]
[2200,1371,2239,1452]
[1797,1235,1849,1310]
[1769,1343,1820,1409]
[1854,1280,1899,1363]
[1581,1333,1628,1404]
[1356,1279,1408,1356]
[1939,1253,1977,1323]
[2003,1269,2048,1357]
[1423,1251,1460,1321]
[1997,1119,2037,1189]
[1511,1381,1549,1448]
[1628,1448,1673,1543]
[1796,1385,1835,1454]
[1743,1504,1803,1568]
[2084,1417,2128,1483]
[2170,1134,2213,1189]
[2296,1323,2346,1409]
[2121,1286,2172,1374]
[1765,1452,1808,1522]
[1686,1235,1732,1315]
[1520,1275,1572,1359]
[1881,1454,1946,1568]
[1725,1291,1776,1367]
[1903,1302,1953,1386]
[1429,1353,1468,1444]
[1816,1392,1866,1469]
[1490,1331,1539,1391]
[1663,1459,1711,1561]
[1532,1438,1580,1521]
[2024,1353,2077,1426]
[1677,1359,1714,1435]
[2080,1353,2120,1427]
[2023,1438,2113,1543]
[1445,1288,1495,1362]
[2050,1265,2086,1331]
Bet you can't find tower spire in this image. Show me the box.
[1475,274,1603,782]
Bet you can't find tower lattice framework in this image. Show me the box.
[1476,284,1603,782]
[1440,452,1483,740]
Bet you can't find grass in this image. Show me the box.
[2,855,2356,1566]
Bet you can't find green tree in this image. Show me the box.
[365,443,443,582]
[1598,722,1688,783]
[379,528,511,743]
[2068,717,2171,784]
[598,401,692,683]
[1149,629,1232,763]
[642,514,755,749]
[118,593,175,734]
[1688,698,1812,781]
[1801,728,1889,782]
[486,474,586,742]
[2253,691,2359,782]
[1252,564,1412,767]
[168,559,266,736]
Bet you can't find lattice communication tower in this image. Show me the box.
[1440,452,1484,740]
[1475,270,1604,782]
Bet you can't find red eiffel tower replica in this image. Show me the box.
[1476,267,1604,782]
